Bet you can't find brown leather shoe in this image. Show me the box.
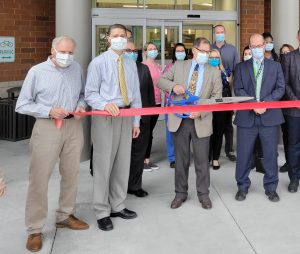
[200,198,212,209]
[56,215,89,230]
[170,197,187,209]
[26,233,42,252]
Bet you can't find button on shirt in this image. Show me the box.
[85,49,142,127]
[187,60,205,97]
[15,58,86,118]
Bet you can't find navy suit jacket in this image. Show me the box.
[233,58,285,127]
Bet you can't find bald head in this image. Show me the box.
[249,34,264,48]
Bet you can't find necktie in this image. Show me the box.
[188,64,199,95]
[117,56,129,106]
[255,60,263,102]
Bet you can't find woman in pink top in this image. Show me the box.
[142,42,162,171]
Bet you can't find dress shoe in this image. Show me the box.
[56,215,89,230]
[235,190,248,201]
[200,198,212,209]
[226,152,236,161]
[212,160,220,170]
[265,191,280,202]
[143,163,153,172]
[279,162,289,173]
[26,233,42,252]
[288,180,299,193]
[110,208,137,219]
[170,161,176,168]
[127,188,148,197]
[97,217,113,231]
[148,162,159,170]
[170,197,187,209]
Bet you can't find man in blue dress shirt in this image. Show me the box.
[85,24,142,231]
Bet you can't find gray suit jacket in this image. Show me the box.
[157,60,222,138]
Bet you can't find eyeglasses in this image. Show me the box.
[209,57,220,60]
[125,49,138,53]
[194,47,210,54]
[249,44,265,49]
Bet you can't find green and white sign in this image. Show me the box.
[0,36,15,63]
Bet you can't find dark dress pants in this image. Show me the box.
[172,118,210,201]
[286,115,300,181]
[128,121,151,191]
[236,116,279,192]
[224,113,234,154]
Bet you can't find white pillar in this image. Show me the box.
[271,0,299,51]
[56,0,92,160]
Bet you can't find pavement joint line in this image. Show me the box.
[50,228,57,254]
[211,182,258,254]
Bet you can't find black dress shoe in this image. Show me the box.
[235,190,248,201]
[226,152,236,161]
[288,180,299,193]
[265,191,280,202]
[127,189,148,197]
[110,208,137,219]
[170,161,176,168]
[97,217,113,231]
[279,162,289,173]
[212,160,220,170]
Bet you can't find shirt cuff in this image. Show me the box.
[133,116,140,127]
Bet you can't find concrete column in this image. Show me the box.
[271,0,299,51]
[56,0,92,161]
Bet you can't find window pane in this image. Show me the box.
[192,0,237,11]
[146,26,161,60]
[145,0,189,10]
[94,0,144,8]
[164,26,179,62]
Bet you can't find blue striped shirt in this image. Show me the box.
[85,49,142,127]
[15,58,86,118]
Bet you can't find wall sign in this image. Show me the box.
[0,36,15,63]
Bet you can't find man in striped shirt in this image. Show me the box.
[16,36,89,252]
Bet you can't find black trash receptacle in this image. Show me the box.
[0,87,35,141]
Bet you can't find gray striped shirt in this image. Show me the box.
[15,57,86,118]
[85,49,142,127]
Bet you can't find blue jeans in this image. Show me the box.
[165,115,175,163]
[286,115,300,181]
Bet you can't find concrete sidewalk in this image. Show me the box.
[0,121,299,254]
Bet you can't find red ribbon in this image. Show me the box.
[54,100,300,128]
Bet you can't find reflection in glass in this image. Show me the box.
[94,0,144,8]
[146,0,189,9]
[164,27,179,65]
[192,0,236,11]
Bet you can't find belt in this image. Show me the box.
[119,105,131,109]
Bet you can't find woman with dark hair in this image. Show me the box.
[242,45,252,61]
[262,32,279,61]
[279,43,294,63]
[163,43,188,168]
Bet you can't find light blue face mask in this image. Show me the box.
[147,50,158,59]
[252,48,264,60]
[215,33,225,43]
[175,51,186,61]
[196,52,209,64]
[265,42,274,51]
[124,52,138,62]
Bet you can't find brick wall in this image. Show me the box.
[264,0,271,32]
[0,0,55,97]
[240,0,266,58]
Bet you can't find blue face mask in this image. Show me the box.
[265,42,274,51]
[252,48,264,60]
[175,51,186,61]
[124,52,138,62]
[196,52,209,64]
[215,33,225,43]
[209,58,220,67]
[147,50,158,59]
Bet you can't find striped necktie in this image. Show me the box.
[188,64,199,95]
[117,56,129,106]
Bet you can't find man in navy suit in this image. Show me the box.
[233,34,285,202]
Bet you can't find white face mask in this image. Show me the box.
[54,48,74,68]
[244,55,252,61]
[110,37,128,51]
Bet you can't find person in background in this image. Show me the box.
[126,41,156,197]
[85,24,141,231]
[281,30,300,193]
[16,36,89,252]
[278,43,295,173]
[163,43,188,168]
[211,24,238,162]
[243,46,252,61]
[209,49,233,170]
[262,32,279,61]
[0,173,6,197]
[157,37,222,210]
[234,34,285,202]
[142,42,162,171]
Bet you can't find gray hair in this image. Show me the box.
[52,36,76,48]
[193,37,211,48]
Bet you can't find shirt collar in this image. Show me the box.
[108,48,123,62]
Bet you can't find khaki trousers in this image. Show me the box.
[92,116,132,220]
[25,118,83,234]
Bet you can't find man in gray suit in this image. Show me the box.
[157,37,222,209]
